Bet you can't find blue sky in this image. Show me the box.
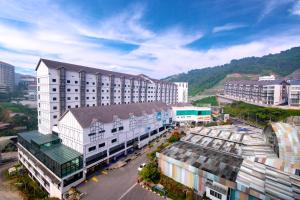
[0,0,300,78]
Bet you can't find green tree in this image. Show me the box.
[139,162,160,183]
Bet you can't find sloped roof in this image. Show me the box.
[225,79,287,86]
[36,58,171,84]
[64,102,171,128]
[289,79,300,85]
[270,122,300,170]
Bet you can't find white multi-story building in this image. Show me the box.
[288,80,300,106]
[174,82,188,103]
[18,102,172,198]
[224,80,288,106]
[36,59,178,135]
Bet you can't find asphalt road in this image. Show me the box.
[78,134,170,200]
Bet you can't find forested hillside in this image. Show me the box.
[165,47,300,96]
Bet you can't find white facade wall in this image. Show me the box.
[57,108,172,169]
[37,60,177,135]
[288,84,300,106]
[174,82,188,103]
[18,146,85,199]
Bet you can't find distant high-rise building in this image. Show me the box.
[174,82,188,103]
[20,75,37,100]
[0,61,15,93]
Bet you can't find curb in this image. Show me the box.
[138,182,170,199]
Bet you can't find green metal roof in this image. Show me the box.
[18,131,82,165]
[18,130,60,145]
[42,144,82,165]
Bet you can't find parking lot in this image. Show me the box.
[78,133,170,200]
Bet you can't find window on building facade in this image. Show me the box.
[53,97,57,101]
[209,190,222,199]
[52,88,56,92]
[52,79,56,82]
[75,81,78,84]
[67,97,71,100]
[75,89,78,92]
[99,143,105,148]
[53,115,57,119]
[89,121,105,142]
[88,146,96,152]
[111,138,117,143]
[75,97,78,100]
[53,106,57,110]
[67,80,70,83]
[67,88,71,92]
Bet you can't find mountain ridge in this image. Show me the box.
[164,46,300,96]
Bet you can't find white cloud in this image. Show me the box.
[212,23,246,33]
[258,0,292,21]
[0,0,299,78]
[290,1,300,16]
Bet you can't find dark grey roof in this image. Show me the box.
[36,58,172,84]
[289,79,300,85]
[65,102,170,128]
[225,79,287,86]
[160,141,243,181]
[170,102,193,107]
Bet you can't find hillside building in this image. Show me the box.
[36,59,178,135]
[174,82,188,103]
[223,80,288,106]
[287,80,300,106]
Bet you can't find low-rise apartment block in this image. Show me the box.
[288,80,300,106]
[224,80,288,105]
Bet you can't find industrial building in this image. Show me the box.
[36,59,178,135]
[157,124,300,200]
[18,102,172,198]
[0,61,15,93]
[174,82,188,103]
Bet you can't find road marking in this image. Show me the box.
[101,170,108,175]
[118,183,137,200]
[91,176,98,182]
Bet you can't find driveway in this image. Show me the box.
[78,133,170,200]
